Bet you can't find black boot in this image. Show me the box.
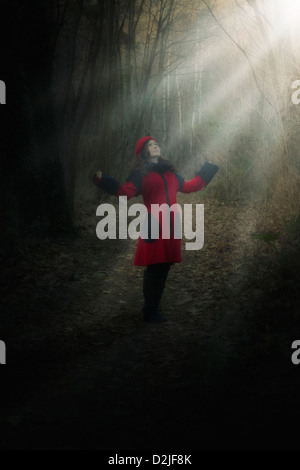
[143,306,166,323]
[143,263,170,323]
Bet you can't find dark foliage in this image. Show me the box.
[0,1,73,257]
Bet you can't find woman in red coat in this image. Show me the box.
[93,136,218,323]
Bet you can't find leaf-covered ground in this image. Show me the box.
[1,194,299,450]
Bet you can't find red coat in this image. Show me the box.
[93,160,218,266]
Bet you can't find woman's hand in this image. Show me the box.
[96,170,103,180]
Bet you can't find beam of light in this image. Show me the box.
[160,2,294,173]
[84,0,292,187]
[277,0,300,31]
[164,42,273,169]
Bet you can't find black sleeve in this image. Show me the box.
[176,173,184,191]
[93,174,120,195]
[196,161,219,185]
[126,170,143,196]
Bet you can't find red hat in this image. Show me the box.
[135,136,156,157]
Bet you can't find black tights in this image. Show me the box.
[143,263,171,312]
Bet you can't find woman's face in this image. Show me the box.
[147,140,161,158]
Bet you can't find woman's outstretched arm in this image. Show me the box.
[93,170,141,199]
[177,161,219,194]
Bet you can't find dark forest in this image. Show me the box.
[0,0,300,452]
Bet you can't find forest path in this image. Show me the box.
[1,195,293,449]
